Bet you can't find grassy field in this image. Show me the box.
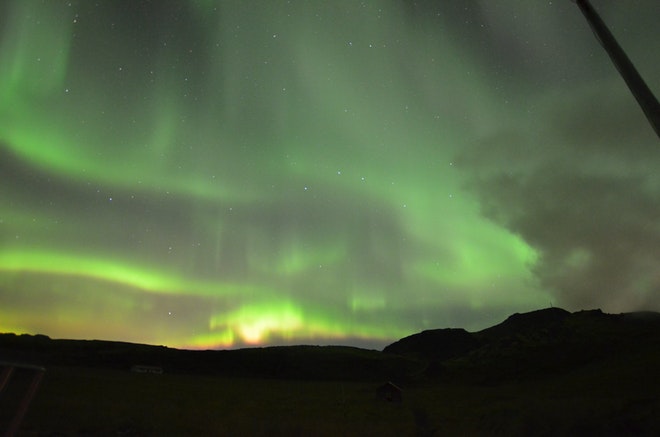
[5,311,660,435]
[11,348,660,436]
[19,366,413,436]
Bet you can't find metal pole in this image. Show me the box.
[573,0,660,139]
[0,363,46,437]
[4,369,45,437]
[0,367,14,394]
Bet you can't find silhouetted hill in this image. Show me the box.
[3,307,660,383]
[382,328,478,361]
[476,307,571,341]
[0,333,418,382]
[383,307,660,381]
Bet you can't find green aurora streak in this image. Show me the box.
[7,0,655,349]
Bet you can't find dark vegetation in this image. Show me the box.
[2,307,660,435]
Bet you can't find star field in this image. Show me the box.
[1,0,658,349]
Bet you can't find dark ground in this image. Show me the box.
[2,307,660,436]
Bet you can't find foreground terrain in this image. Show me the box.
[2,308,660,435]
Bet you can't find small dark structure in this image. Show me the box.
[130,365,163,374]
[377,381,403,403]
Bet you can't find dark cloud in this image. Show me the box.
[458,83,660,312]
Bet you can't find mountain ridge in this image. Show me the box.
[2,307,660,382]
[384,307,660,382]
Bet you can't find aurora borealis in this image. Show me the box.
[1,1,659,350]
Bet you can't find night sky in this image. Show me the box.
[1,0,659,350]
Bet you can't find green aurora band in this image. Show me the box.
[6,1,656,349]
